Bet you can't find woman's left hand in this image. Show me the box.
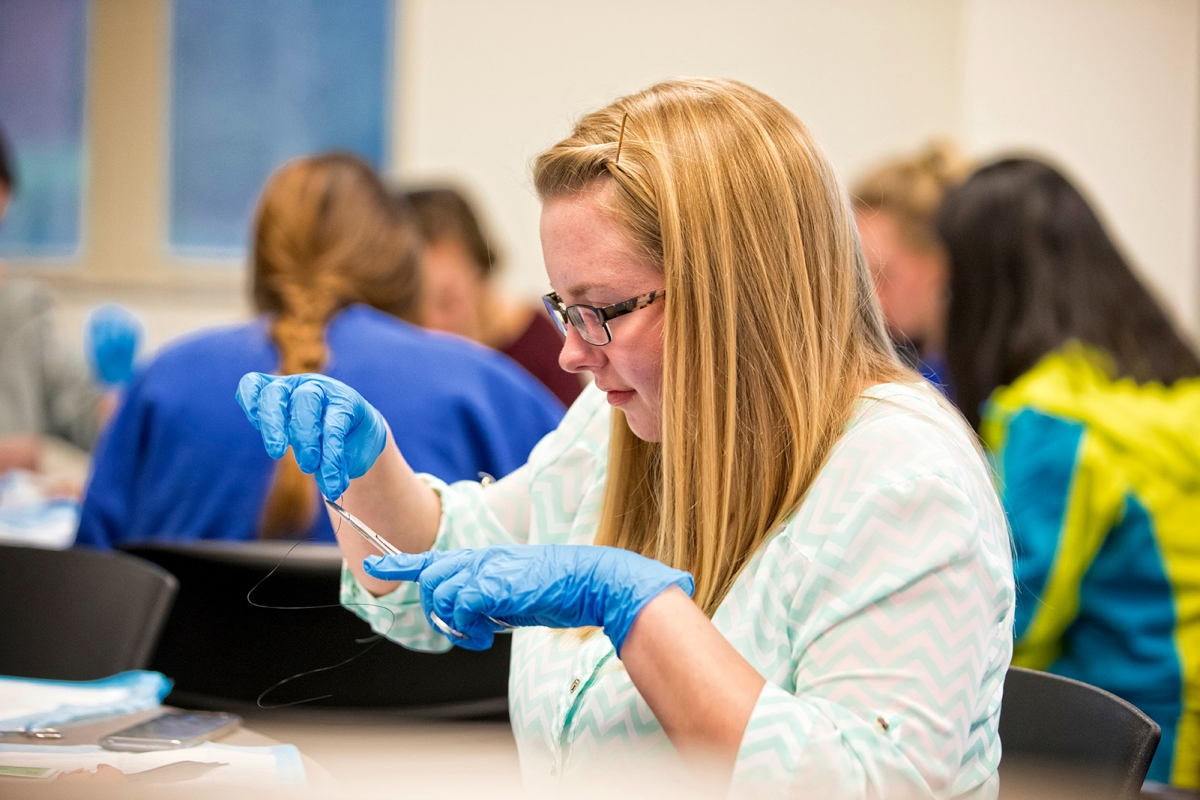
[363,544,693,653]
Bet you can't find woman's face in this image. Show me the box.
[418,237,487,341]
[855,209,948,351]
[541,184,665,442]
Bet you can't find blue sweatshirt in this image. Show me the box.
[77,305,564,547]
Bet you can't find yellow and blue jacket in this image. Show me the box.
[982,343,1200,787]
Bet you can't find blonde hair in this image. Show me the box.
[534,79,907,614]
[851,140,972,251]
[254,153,422,538]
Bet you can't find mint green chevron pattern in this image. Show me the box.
[342,383,1014,798]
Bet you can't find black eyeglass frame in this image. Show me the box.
[542,289,665,346]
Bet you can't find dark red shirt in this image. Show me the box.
[502,311,584,407]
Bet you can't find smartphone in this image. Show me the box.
[99,711,241,752]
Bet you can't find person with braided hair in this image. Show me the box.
[77,153,562,547]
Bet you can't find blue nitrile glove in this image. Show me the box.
[86,304,142,387]
[363,544,694,655]
[235,372,387,500]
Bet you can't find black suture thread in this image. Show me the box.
[245,512,397,709]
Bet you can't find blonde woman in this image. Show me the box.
[239,80,1014,796]
[852,142,972,393]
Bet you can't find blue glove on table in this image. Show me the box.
[363,544,694,655]
[86,304,142,387]
[236,372,387,500]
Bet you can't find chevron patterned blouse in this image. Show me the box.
[342,381,1015,798]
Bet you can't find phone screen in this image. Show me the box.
[100,712,241,751]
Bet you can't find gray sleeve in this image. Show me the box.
[41,315,102,449]
[23,284,102,450]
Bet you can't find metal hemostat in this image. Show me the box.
[0,728,62,740]
[323,498,514,639]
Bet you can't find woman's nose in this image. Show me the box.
[558,326,603,374]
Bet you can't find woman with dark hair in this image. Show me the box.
[938,157,1200,789]
[77,153,562,546]
[404,186,584,406]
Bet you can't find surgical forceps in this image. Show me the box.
[324,498,514,640]
[0,728,62,740]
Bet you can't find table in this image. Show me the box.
[0,705,334,792]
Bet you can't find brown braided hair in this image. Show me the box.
[253,153,421,538]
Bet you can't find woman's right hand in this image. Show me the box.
[236,373,388,501]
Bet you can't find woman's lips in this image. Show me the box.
[605,390,635,406]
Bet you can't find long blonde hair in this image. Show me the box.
[534,79,907,615]
[253,153,422,538]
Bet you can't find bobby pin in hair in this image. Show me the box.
[614,111,629,165]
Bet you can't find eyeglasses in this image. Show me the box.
[542,289,665,346]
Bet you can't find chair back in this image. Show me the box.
[123,541,510,716]
[999,666,1160,799]
[0,544,177,680]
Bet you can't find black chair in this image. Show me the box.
[999,666,1161,799]
[0,544,177,681]
[122,541,510,717]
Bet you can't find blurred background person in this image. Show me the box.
[938,157,1200,789]
[77,153,563,547]
[851,141,971,394]
[0,122,139,482]
[403,186,585,406]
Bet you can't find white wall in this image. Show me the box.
[393,0,964,299]
[45,0,1200,353]
[959,0,1200,334]
[393,0,1200,336]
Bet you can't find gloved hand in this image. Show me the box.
[363,544,694,655]
[86,304,142,387]
[236,372,388,500]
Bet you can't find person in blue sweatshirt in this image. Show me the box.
[77,153,562,547]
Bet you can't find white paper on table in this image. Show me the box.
[0,672,171,730]
[0,470,78,549]
[0,742,306,785]
[0,683,129,723]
